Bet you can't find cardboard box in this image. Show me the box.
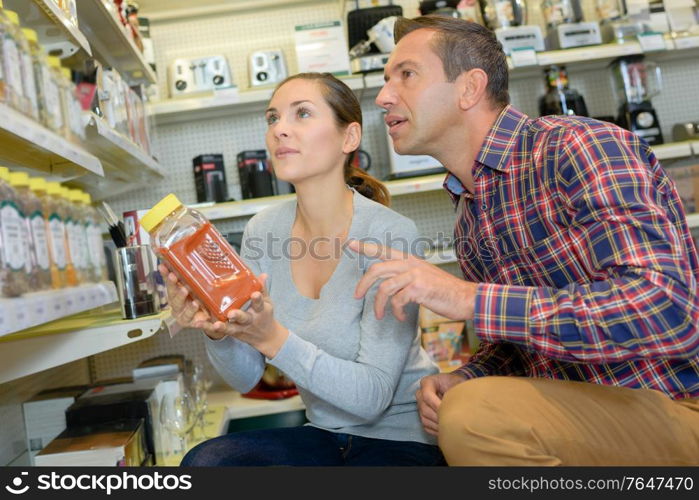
[421,321,464,362]
[193,154,229,203]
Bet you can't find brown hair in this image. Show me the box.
[394,16,509,108]
[271,72,390,206]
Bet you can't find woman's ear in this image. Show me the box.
[342,122,362,154]
[458,68,489,111]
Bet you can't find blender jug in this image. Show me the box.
[479,0,527,29]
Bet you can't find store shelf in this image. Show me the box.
[0,103,103,179]
[76,0,157,84]
[75,113,164,200]
[0,282,118,337]
[208,390,305,421]
[0,307,169,384]
[687,213,699,230]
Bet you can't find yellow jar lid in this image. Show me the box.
[9,172,30,188]
[60,67,71,79]
[22,28,38,44]
[60,186,72,199]
[82,192,92,205]
[140,194,183,233]
[0,166,9,182]
[68,189,83,203]
[46,182,62,196]
[29,177,47,192]
[4,10,19,26]
[47,56,61,69]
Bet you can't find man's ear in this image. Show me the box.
[343,122,362,154]
[458,69,489,111]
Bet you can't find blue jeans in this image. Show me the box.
[180,425,446,466]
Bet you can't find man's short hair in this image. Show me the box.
[394,16,510,108]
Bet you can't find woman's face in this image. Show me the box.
[265,79,353,185]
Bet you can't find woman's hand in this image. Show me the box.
[159,264,214,333]
[192,274,289,358]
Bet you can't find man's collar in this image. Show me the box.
[443,105,529,201]
[476,105,529,173]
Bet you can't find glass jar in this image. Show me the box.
[47,56,70,139]
[41,56,63,134]
[68,188,89,283]
[60,67,85,141]
[23,28,49,127]
[1,10,28,114]
[141,193,262,321]
[28,177,53,290]
[9,172,39,292]
[0,167,30,296]
[17,27,39,121]
[45,181,68,288]
[81,192,105,282]
[60,186,79,285]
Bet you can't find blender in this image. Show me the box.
[478,0,545,54]
[543,0,602,49]
[538,66,589,117]
[596,0,653,44]
[611,55,664,145]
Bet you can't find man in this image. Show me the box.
[349,15,699,465]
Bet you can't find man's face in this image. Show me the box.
[376,29,461,157]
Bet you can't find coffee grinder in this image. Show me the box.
[542,0,602,49]
[478,0,545,54]
[538,66,589,117]
[611,55,664,145]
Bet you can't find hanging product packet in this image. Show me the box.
[140,194,262,323]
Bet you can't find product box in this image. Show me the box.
[22,385,89,466]
[237,150,275,200]
[421,321,464,363]
[193,154,229,203]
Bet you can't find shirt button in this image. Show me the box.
[481,203,487,210]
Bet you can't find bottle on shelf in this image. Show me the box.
[68,188,90,283]
[0,166,30,297]
[60,67,86,141]
[41,56,64,134]
[141,193,262,322]
[45,181,69,288]
[23,28,51,130]
[17,27,39,122]
[28,177,54,290]
[60,186,79,286]
[8,172,40,292]
[47,56,71,140]
[81,192,107,282]
[0,9,29,115]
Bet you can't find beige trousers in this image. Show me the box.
[438,376,699,465]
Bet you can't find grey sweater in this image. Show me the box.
[204,188,438,445]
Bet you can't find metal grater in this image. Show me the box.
[195,235,238,274]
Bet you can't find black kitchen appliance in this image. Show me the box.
[192,154,229,203]
[611,55,664,145]
[237,150,275,200]
[538,65,589,117]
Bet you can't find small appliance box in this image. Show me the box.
[237,150,275,199]
[193,154,229,203]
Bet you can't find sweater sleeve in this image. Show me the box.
[204,221,265,393]
[268,218,428,424]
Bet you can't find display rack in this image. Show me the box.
[0,307,169,385]
[0,282,118,337]
[149,37,699,125]
[76,0,157,84]
[0,103,103,179]
[78,113,164,200]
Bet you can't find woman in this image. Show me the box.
[163,73,443,466]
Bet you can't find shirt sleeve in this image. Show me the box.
[268,218,435,424]
[204,222,265,393]
[474,126,699,363]
[453,341,528,379]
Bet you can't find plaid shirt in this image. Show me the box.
[448,105,699,399]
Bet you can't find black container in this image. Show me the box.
[237,150,275,199]
[193,154,229,203]
[538,66,589,117]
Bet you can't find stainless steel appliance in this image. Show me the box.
[538,66,589,117]
[478,0,545,54]
[249,50,288,87]
[612,55,664,145]
[543,0,602,49]
[168,55,234,97]
[597,0,652,44]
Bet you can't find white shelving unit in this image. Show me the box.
[76,0,157,84]
[0,308,169,385]
[79,113,165,200]
[0,282,118,337]
[208,390,305,422]
[0,103,103,179]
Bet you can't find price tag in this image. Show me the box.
[638,32,666,52]
[674,36,699,50]
[212,86,239,104]
[510,48,538,67]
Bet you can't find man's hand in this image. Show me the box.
[416,373,467,436]
[348,240,478,321]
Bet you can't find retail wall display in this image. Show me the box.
[538,65,590,116]
[192,154,229,203]
[597,0,651,43]
[479,0,546,53]
[248,49,288,87]
[612,55,664,145]
[295,20,352,75]
[543,0,602,49]
[167,55,234,98]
